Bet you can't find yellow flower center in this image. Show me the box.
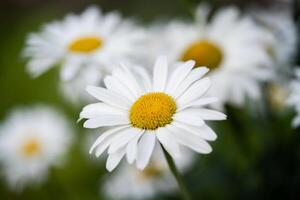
[68,36,103,53]
[130,93,177,130]
[21,138,41,157]
[139,165,163,180]
[181,40,223,70]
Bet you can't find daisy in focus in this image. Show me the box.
[23,6,145,102]
[287,69,300,127]
[80,56,226,171]
[148,4,273,108]
[103,146,194,200]
[0,106,72,189]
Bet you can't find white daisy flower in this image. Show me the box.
[287,69,300,127]
[103,146,194,200]
[80,56,226,172]
[251,8,297,70]
[148,5,273,108]
[23,6,145,82]
[0,106,72,190]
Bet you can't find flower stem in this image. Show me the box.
[162,146,191,200]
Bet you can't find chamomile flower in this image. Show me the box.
[80,56,226,172]
[0,106,72,189]
[252,8,297,70]
[23,6,145,82]
[149,5,273,108]
[287,69,300,127]
[103,146,194,200]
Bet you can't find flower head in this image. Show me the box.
[23,6,145,82]
[147,5,274,108]
[0,106,72,189]
[80,56,226,171]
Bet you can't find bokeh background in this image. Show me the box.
[1,0,300,199]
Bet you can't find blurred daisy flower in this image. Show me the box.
[80,56,226,171]
[103,146,194,200]
[287,69,300,127]
[23,6,145,102]
[251,8,297,70]
[0,106,72,190]
[148,4,273,108]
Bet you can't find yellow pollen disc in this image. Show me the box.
[139,165,163,180]
[68,36,103,53]
[181,40,223,70]
[21,138,41,157]
[130,93,177,130]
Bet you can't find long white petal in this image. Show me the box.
[134,66,152,93]
[173,67,209,98]
[172,121,217,141]
[94,128,131,157]
[153,56,168,92]
[178,97,218,111]
[195,108,227,120]
[83,115,129,128]
[80,103,126,119]
[60,57,81,81]
[120,64,144,96]
[106,148,126,172]
[166,125,212,154]
[166,60,195,94]
[108,128,143,154]
[89,126,130,154]
[173,110,205,127]
[104,76,136,102]
[177,78,211,106]
[136,132,156,170]
[126,132,143,164]
[86,86,131,110]
[156,128,182,158]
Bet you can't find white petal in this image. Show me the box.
[80,103,126,119]
[172,121,217,141]
[27,58,57,78]
[178,97,218,111]
[173,67,209,98]
[60,58,81,81]
[166,125,212,154]
[156,128,182,158]
[120,64,143,96]
[134,66,152,93]
[83,115,129,128]
[173,110,205,127]
[196,108,227,120]
[166,60,195,94]
[177,78,211,106]
[89,126,130,154]
[94,128,131,157]
[108,128,143,154]
[126,132,143,164]
[106,148,126,172]
[86,86,131,110]
[136,132,156,170]
[104,76,136,102]
[153,56,168,92]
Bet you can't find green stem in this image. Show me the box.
[162,146,191,200]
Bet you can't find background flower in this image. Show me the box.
[0,106,72,190]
